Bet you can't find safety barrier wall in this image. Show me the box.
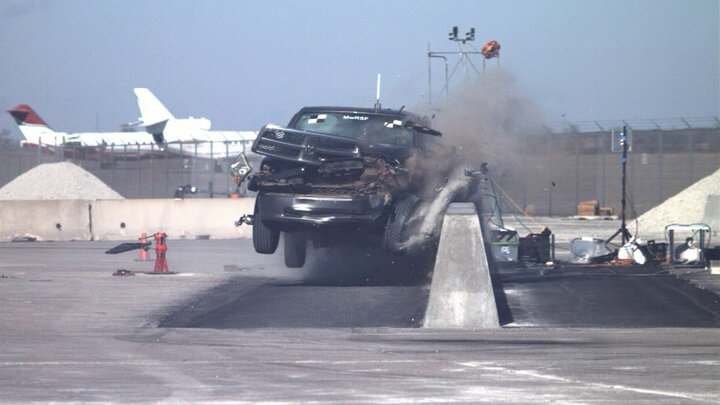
[0,200,93,241]
[0,198,255,242]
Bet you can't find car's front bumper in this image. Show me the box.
[256,192,389,227]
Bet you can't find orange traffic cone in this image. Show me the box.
[145,232,176,274]
[137,232,149,261]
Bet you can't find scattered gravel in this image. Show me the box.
[0,161,123,200]
[633,168,719,238]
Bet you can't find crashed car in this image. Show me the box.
[231,106,454,268]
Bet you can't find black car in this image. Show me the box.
[231,106,447,268]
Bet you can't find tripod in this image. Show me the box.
[606,126,632,249]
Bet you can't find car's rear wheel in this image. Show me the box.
[383,195,419,254]
[252,203,279,254]
[283,232,307,268]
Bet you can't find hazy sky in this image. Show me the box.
[1,0,717,137]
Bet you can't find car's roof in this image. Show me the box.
[295,106,412,117]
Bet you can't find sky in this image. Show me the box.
[0,0,718,138]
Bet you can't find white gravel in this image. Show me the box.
[0,161,124,200]
[632,168,719,238]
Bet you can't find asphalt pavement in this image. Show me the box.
[1,238,719,403]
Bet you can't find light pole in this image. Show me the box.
[427,27,500,107]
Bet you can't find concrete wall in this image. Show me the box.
[0,198,255,242]
[0,200,93,241]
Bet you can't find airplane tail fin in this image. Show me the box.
[7,104,49,127]
[134,88,174,126]
[6,104,61,145]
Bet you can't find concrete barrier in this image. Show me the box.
[424,203,500,329]
[91,198,255,240]
[0,200,93,241]
[0,198,256,242]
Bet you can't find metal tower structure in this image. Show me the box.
[427,26,501,107]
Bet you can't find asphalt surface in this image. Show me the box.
[161,265,720,330]
[1,237,720,403]
[495,266,720,328]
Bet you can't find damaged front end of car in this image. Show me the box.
[234,124,417,204]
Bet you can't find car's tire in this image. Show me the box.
[252,203,279,254]
[383,195,419,254]
[283,232,307,268]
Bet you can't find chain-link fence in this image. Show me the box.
[494,127,719,217]
[1,127,718,217]
[0,141,261,199]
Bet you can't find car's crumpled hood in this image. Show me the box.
[252,124,416,165]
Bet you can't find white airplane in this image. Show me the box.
[6,104,157,158]
[133,88,256,159]
[7,92,257,160]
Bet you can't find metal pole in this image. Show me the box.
[628,129,634,216]
[210,141,214,198]
[151,143,155,198]
[427,43,432,107]
[658,131,663,205]
[688,131,694,184]
[123,144,128,196]
[521,130,527,210]
[225,142,230,195]
[164,146,169,197]
[179,143,184,185]
[136,144,140,198]
[428,53,449,104]
[194,142,198,190]
[36,137,42,165]
[444,58,449,99]
[547,132,553,216]
[621,125,628,244]
[600,136,606,207]
[574,130,580,209]
[110,144,114,188]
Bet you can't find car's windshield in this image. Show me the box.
[293,112,414,146]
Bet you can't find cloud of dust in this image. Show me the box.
[431,69,546,173]
[402,69,546,249]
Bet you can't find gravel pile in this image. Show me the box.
[633,168,719,238]
[0,162,124,200]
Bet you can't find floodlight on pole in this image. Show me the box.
[429,26,483,107]
[448,26,475,44]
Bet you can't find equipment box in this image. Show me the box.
[518,235,552,264]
